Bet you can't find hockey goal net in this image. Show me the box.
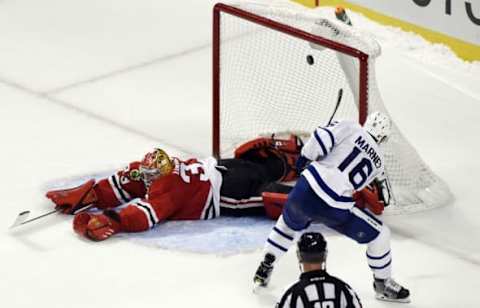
[212,2,452,214]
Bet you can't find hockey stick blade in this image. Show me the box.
[9,211,31,229]
[9,208,61,229]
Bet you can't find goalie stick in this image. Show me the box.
[9,204,93,229]
[10,208,62,229]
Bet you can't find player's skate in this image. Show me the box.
[253,253,275,292]
[374,277,411,303]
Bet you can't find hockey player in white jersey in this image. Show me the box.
[253,112,410,303]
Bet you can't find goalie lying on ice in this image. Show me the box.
[45,135,304,241]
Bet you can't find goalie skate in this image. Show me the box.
[374,277,411,303]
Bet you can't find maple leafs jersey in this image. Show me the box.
[300,120,385,210]
[92,157,222,232]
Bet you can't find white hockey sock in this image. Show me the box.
[264,215,298,262]
[366,224,392,279]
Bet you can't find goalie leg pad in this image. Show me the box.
[262,192,288,220]
[281,152,300,182]
[271,134,303,181]
[234,134,303,182]
[234,137,273,159]
[234,134,303,160]
[272,134,304,154]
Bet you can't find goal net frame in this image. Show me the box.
[210,2,453,214]
[212,2,370,158]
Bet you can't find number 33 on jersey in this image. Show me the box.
[300,120,384,210]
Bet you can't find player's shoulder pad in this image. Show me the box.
[326,119,360,142]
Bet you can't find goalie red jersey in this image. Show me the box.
[46,150,222,240]
[93,157,222,232]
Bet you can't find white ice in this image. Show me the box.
[1,1,480,307]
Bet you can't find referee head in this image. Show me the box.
[276,232,362,308]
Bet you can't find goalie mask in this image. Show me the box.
[140,148,174,185]
[364,111,392,144]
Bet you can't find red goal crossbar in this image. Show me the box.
[212,3,369,158]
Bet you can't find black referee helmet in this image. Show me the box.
[297,232,327,263]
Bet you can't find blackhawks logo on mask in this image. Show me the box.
[129,169,142,181]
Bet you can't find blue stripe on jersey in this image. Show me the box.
[369,259,392,270]
[314,130,328,156]
[307,166,354,202]
[319,127,335,150]
[267,238,288,252]
[367,250,391,260]
[273,227,294,241]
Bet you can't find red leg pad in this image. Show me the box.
[234,137,272,159]
[262,192,288,220]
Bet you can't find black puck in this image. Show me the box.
[306,55,314,65]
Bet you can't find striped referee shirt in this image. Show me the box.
[277,270,362,308]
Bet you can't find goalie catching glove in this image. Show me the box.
[46,179,97,214]
[73,211,121,241]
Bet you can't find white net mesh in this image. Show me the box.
[216,2,452,214]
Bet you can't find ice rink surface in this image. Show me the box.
[1,0,480,307]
